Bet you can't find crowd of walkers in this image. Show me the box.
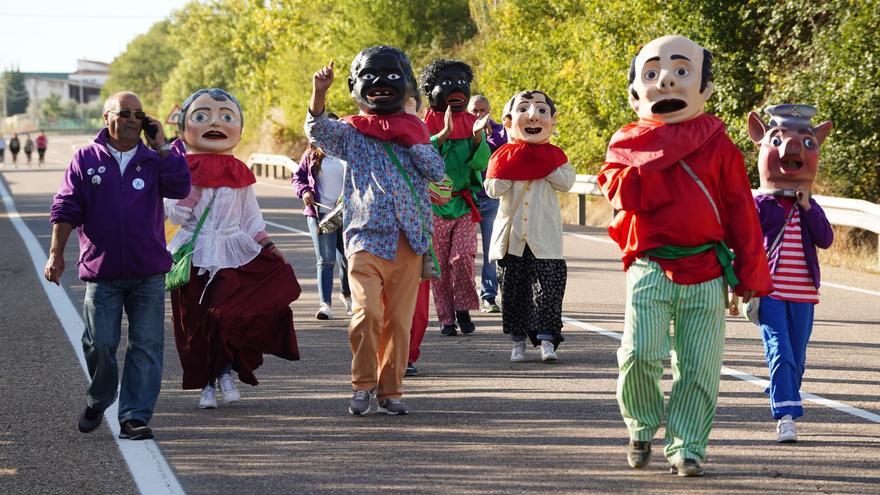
[42,35,834,478]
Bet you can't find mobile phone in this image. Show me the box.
[142,118,159,140]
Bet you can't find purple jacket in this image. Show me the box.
[477,120,508,201]
[50,129,191,281]
[291,149,320,218]
[754,194,833,289]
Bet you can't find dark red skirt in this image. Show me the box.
[171,249,301,389]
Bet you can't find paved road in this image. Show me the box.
[1,134,878,494]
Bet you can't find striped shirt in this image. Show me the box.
[770,207,819,303]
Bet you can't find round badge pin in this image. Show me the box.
[132,178,145,190]
[92,175,102,185]
[98,166,106,173]
[87,168,95,176]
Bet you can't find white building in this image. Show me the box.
[22,59,108,106]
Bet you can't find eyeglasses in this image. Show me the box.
[109,110,146,120]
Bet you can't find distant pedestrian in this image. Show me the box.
[468,95,506,313]
[36,131,48,165]
[24,134,34,165]
[293,127,353,321]
[0,133,5,165]
[45,91,191,441]
[9,134,20,164]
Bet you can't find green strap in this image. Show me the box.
[381,142,440,275]
[189,193,216,244]
[644,241,740,288]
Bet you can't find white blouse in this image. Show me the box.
[165,185,265,278]
[484,163,576,261]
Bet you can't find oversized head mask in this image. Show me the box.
[628,35,713,124]
[421,59,474,113]
[502,91,557,145]
[348,45,417,115]
[749,104,832,191]
[178,88,243,154]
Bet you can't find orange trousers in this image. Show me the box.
[347,232,421,399]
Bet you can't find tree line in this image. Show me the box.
[103,0,880,202]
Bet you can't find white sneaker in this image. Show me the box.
[199,385,218,409]
[777,416,797,443]
[510,341,526,362]
[540,340,558,362]
[316,303,333,320]
[218,373,240,403]
[340,294,354,316]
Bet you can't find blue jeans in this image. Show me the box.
[478,197,499,301]
[758,296,815,420]
[307,216,350,305]
[81,274,165,424]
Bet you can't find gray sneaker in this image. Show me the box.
[349,389,374,415]
[377,398,409,415]
[669,458,704,477]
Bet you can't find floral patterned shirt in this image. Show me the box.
[305,112,446,260]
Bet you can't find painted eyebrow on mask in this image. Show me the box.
[670,54,691,61]
[645,56,660,63]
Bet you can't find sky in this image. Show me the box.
[0,0,192,73]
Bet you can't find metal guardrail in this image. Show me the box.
[248,153,880,267]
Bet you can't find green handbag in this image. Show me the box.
[165,194,215,291]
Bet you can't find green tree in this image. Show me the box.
[39,94,63,122]
[103,20,180,117]
[3,68,29,116]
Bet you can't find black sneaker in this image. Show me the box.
[78,406,103,433]
[627,440,652,468]
[119,419,154,440]
[440,324,457,336]
[669,458,704,477]
[456,310,475,334]
[405,362,419,377]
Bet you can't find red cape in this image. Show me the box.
[487,142,568,180]
[605,113,724,171]
[186,153,256,188]
[424,108,478,139]
[342,112,430,147]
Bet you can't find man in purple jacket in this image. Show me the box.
[44,92,191,440]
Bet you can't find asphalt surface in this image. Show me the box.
[1,134,878,494]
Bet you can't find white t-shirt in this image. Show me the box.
[316,155,345,207]
[106,143,137,176]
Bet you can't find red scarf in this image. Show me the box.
[342,112,430,147]
[186,153,256,188]
[424,108,478,139]
[486,142,568,180]
[604,113,724,171]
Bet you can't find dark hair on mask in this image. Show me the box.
[502,90,557,119]
[419,59,474,96]
[627,48,713,100]
[350,45,420,110]
[177,88,243,132]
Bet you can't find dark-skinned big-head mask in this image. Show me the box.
[421,60,474,113]
[348,45,417,115]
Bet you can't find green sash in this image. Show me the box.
[643,241,739,289]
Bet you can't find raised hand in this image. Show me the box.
[473,113,491,137]
[313,61,335,93]
[795,186,812,211]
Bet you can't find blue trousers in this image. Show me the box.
[758,296,815,420]
[478,197,499,301]
[82,274,165,424]
[307,216,350,305]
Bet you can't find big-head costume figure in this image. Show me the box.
[746,104,833,442]
[419,59,491,336]
[165,88,301,409]
[484,90,575,362]
[305,47,446,415]
[597,35,772,475]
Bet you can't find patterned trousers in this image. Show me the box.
[431,214,480,325]
[617,257,726,463]
[496,244,567,348]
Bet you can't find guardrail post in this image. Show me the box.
[578,194,586,226]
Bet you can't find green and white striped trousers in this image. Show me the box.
[617,257,726,463]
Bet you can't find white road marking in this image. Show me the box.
[0,178,185,495]
[565,231,616,245]
[822,281,880,297]
[265,220,309,236]
[562,316,880,424]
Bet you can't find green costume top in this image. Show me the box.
[430,134,490,220]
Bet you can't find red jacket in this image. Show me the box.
[598,113,772,296]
